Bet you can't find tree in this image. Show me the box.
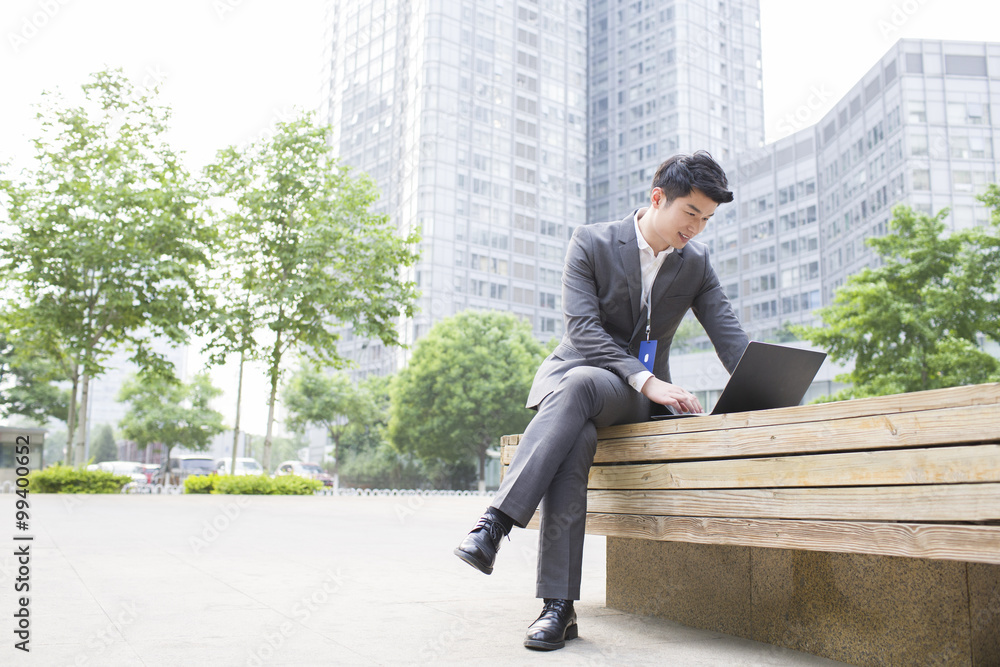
[118,372,226,480]
[203,112,420,470]
[389,310,547,492]
[0,69,216,465]
[90,424,117,463]
[282,364,374,488]
[797,200,1000,399]
[0,333,69,425]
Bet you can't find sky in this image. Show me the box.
[2,0,998,435]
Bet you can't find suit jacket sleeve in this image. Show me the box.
[691,248,750,374]
[562,225,649,381]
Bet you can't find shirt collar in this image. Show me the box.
[633,209,673,258]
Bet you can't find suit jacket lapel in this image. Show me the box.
[628,245,686,345]
[650,248,684,306]
[616,215,642,328]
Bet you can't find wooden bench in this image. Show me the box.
[500,383,1000,666]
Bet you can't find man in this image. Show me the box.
[454,151,749,650]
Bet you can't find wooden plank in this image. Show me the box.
[587,483,1000,522]
[502,404,1000,465]
[500,383,1000,463]
[582,514,1000,565]
[596,382,1000,440]
[587,444,1000,490]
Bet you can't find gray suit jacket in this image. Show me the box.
[525,212,750,409]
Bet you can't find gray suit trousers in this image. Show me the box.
[491,365,650,600]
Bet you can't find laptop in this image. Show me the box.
[650,341,827,419]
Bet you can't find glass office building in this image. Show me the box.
[322,0,588,378]
[586,0,766,223]
[321,0,998,381]
[717,39,1000,342]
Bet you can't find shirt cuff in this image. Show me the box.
[627,370,653,393]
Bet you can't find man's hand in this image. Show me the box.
[640,377,703,414]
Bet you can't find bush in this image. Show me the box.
[29,465,132,493]
[184,475,215,494]
[212,474,277,495]
[183,474,323,495]
[271,475,323,495]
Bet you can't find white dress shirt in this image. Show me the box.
[626,210,674,393]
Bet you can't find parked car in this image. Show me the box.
[215,457,265,476]
[87,460,146,484]
[139,464,160,484]
[273,460,334,487]
[155,455,216,486]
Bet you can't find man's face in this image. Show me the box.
[647,187,718,251]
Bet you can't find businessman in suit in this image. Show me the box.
[454,151,750,650]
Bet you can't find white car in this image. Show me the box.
[87,460,147,484]
[273,460,334,486]
[215,457,265,476]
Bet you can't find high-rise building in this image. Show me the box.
[586,0,766,223]
[321,2,999,388]
[322,0,588,378]
[719,39,999,342]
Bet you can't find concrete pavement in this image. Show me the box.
[0,493,847,666]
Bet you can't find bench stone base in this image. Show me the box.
[606,537,999,666]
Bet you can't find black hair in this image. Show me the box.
[650,150,734,205]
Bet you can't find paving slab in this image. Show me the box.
[0,493,847,666]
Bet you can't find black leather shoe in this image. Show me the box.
[524,599,578,650]
[453,509,508,575]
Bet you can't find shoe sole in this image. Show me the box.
[523,623,578,651]
[453,547,493,575]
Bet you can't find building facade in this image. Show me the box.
[321,2,999,388]
[586,0,766,223]
[322,0,589,378]
[712,39,1000,343]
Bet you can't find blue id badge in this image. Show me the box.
[638,339,657,373]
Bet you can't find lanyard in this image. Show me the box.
[643,292,652,341]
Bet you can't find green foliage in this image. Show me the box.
[283,365,372,436]
[767,321,800,344]
[250,434,305,472]
[118,371,226,468]
[184,475,215,494]
[670,315,709,354]
[189,474,322,495]
[389,310,546,488]
[270,475,324,495]
[797,200,1000,398]
[0,334,68,424]
[90,424,117,463]
[43,430,67,465]
[338,439,428,489]
[29,464,131,493]
[0,69,217,463]
[203,112,421,468]
[0,68,215,379]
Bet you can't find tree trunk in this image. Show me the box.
[331,431,340,493]
[72,374,90,466]
[263,330,282,472]
[230,349,246,475]
[65,366,79,465]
